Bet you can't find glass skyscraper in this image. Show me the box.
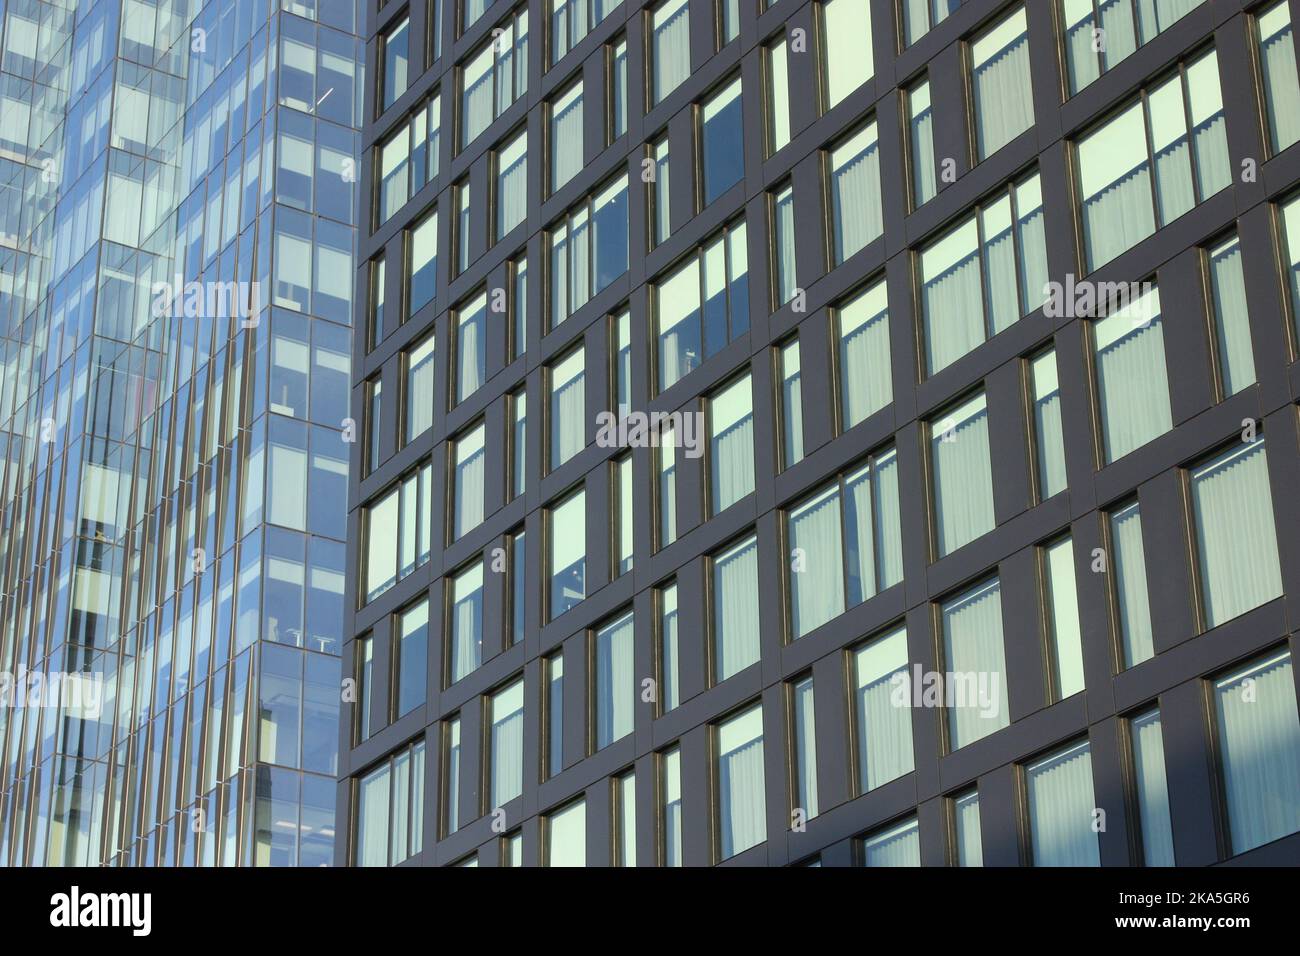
[0,0,361,866]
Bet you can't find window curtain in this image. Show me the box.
[872,451,903,588]
[865,820,920,866]
[457,309,485,402]
[932,403,994,555]
[923,237,983,373]
[1192,441,1284,627]
[664,751,682,866]
[712,412,754,513]
[407,351,435,440]
[596,617,634,748]
[844,467,876,607]
[793,680,818,817]
[943,580,1009,749]
[911,99,935,205]
[356,766,389,866]
[1083,162,1155,269]
[452,588,482,683]
[552,92,584,190]
[498,149,527,237]
[1260,13,1300,152]
[774,188,796,305]
[455,446,485,538]
[1209,239,1255,395]
[1034,379,1067,499]
[1192,109,1230,199]
[462,55,493,148]
[1064,4,1099,92]
[1016,198,1049,315]
[782,356,802,464]
[492,695,524,807]
[902,0,929,45]
[1096,316,1172,462]
[982,214,1020,335]
[568,211,591,314]
[1152,126,1194,225]
[653,2,690,103]
[389,751,410,865]
[553,370,585,466]
[719,730,765,859]
[1099,0,1138,69]
[446,723,461,833]
[857,646,913,790]
[1137,0,1201,40]
[840,301,891,428]
[714,539,760,680]
[1131,710,1175,866]
[973,28,1032,158]
[789,488,845,638]
[662,596,679,710]
[955,793,983,866]
[1028,742,1101,866]
[1111,504,1154,666]
[833,135,882,262]
[1215,653,1300,853]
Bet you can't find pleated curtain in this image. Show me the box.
[569,213,590,314]
[1153,133,1195,225]
[662,603,679,710]
[793,680,818,817]
[911,103,936,204]
[902,0,929,45]
[1096,316,1172,462]
[1138,0,1201,39]
[1035,386,1067,499]
[389,753,409,865]
[1028,742,1101,866]
[491,696,524,807]
[407,350,435,440]
[789,488,845,638]
[923,243,983,373]
[455,447,485,539]
[719,737,766,858]
[955,794,983,866]
[982,220,1020,335]
[974,31,1032,159]
[774,188,797,305]
[1084,162,1155,269]
[858,667,913,790]
[463,62,493,148]
[1215,653,1300,853]
[596,616,634,749]
[457,309,485,403]
[356,767,389,866]
[714,540,759,681]
[1260,15,1300,151]
[1193,111,1230,198]
[1131,711,1175,866]
[1064,11,1099,92]
[498,149,527,237]
[845,467,877,606]
[1208,239,1256,395]
[839,303,891,429]
[866,821,920,866]
[932,405,994,555]
[712,415,754,513]
[552,92,584,191]
[1016,202,1049,314]
[553,372,585,466]
[1100,0,1139,65]
[943,580,1009,749]
[1111,504,1154,666]
[653,2,690,103]
[832,136,882,263]
[452,589,482,683]
[872,453,903,588]
[1192,441,1283,628]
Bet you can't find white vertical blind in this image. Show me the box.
[942,578,1010,749]
[855,627,913,791]
[1110,502,1154,667]
[1027,740,1101,866]
[864,818,920,866]
[491,679,525,807]
[1130,709,1175,865]
[714,536,760,681]
[931,392,995,556]
[955,791,983,866]
[718,705,766,859]
[596,613,634,748]
[971,7,1033,159]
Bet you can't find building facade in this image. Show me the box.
[343,0,1300,866]
[0,0,362,866]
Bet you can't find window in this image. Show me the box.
[902,0,969,46]
[550,0,617,65]
[828,120,883,264]
[717,705,766,860]
[548,346,585,470]
[356,635,374,742]
[614,770,636,866]
[1190,440,1283,628]
[510,387,527,499]
[766,35,790,155]
[381,16,410,112]
[1284,194,1300,331]
[718,0,739,44]
[495,128,527,240]
[613,454,633,575]
[609,36,628,141]
[953,790,982,866]
[546,798,587,865]
[408,209,438,317]
[1257,0,1300,154]
[709,373,755,513]
[449,560,484,683]
[929,392,994,557]
[366,378,383,476]
[791,676,818,820]
[369,256,387,349]
[787,449,902,638]
[1028,349,1066,501]
[443,716,462,834]
[1063,0,1207,94]
[920,171,1047,374]
[862,818,920,866]
[594,612,634,749]
[713,535,759,682]
[907,79,936,209]
[778,339,803,469]
[970,6,1032,161]
[545,650,564,777]
[1043,535,1085,700]
[1093,285,1170,463]
[364,462,433,603]
[651,0,690,105]
[659,582,679,712]
[1206,235,1255,396]
[503,831,523,866]
[510,529,526,645]
[612,307,632,415]
[1109,501,1153,667]
[550,80,584,194]
[662,746,682,865]
[941,577,1009,749]
[459,8,529,151]
[454,291,487,405]
[836,279,891,430]
[1213,650,1300,853]
[405,333,436,444]
[819,0,872,111]
[549,489,587,618]
[649,135,670,247]
[378,94,439,225]
[1130,708,1174,866]
[550,175,630,326]
[657,419,677,547]
[771,183,796,308]
[463,0,491,32]
[853,626,912,791]
[701,77,743,207]
[512,254,530,360]
[456,179,472,274]
[655,220,750,391]
[1026,739,1100,866]
[452,422,486,540]
[355,740,425,866]
[489,678,524,808]
[396,600,428,717]
[1076,49,1229,269]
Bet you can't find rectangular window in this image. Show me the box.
[1257,0,1300,154]
[902,0,969,47]
[1213,650,1300,853]
[650,135,671,247]
[701,77,744,207]
[510,387,527,499]
[766,35,790,155]
[907,79,935,208]
[778,339,803,469]
[550,489,587,619]
[942,577,1009,749]
[550,0,617,65]
[819,0,872,111]
[452,422,486,540]
[791,676,818,820]
[613,454,633,575]
[381,17,410,112]
[953,790,982,866]
[612,307,632,415]
[366,378,383,476]
[657,419,677,548]
[1190,440,1283,628]
[970,6,1032,160]
[550,80,584,194]
[1026,739,1100,866]
[930,392,995,557]
[709,373,755,513]
[1206,235,1255,397]
[503,831,523,866]
[662,746,682,865]
[1109,501,1153,668]
[355,740,425,866]
[378,93,439,225]
[1029,349,1066,500]
[356,635,373,742]
[512,254,529,360]
[489,678,525,808]
[655,220,749,391]
[713,535,760,682]
[609,36,627,141]
[459,8,529,150]
[651,0,690,104]
[837,279,891,430]
[594,612,634,749]
[545,651,564,777]
[1043,535,1085,700]
[495,128,527,240]
[1130,708,1175,866]
[456,179,472,274]
[449,560,484,683]
[614,770,636,866]
[1076,49,1229,270]
[1093,286,1170,462]
[549,346,586,470]
[510,528,526,645]
[1284,194,1300,332]
[1063,0,1207,94]
[546,798,586,866]
[443,716,462,835]
[828,119,883,264]
[408,209,438,317]
[405,333,436,444]
[920,171,1047,374]
[717,705,766,860]
[787,448,903,638]
[396,600,428,717]
[364,462,433,603]
[771,182,796,308]
[853,626,912,791]
[369,256,387,350]
[862,817,920,867]
[660,581,679,712]
[454,290,487,405]
[550,175,630,326]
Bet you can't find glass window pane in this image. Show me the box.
[710,374,754,513]
[971,6,1032,160]
[713,536,759,682]
[717,705,766,860]
[1130,708,1175,866]
[1093,287,1171,462]
[546,798,587,866]
[854,627,913,791]
[942,577,1009,749]
[791,677,818,820]
[595,613,635,749]
[931,392,995,556]
[490,679,525,807]
[863,817,919,866]
[1110,502,1154,667]
[1026,739,1100,866]
[550,490,587,618]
